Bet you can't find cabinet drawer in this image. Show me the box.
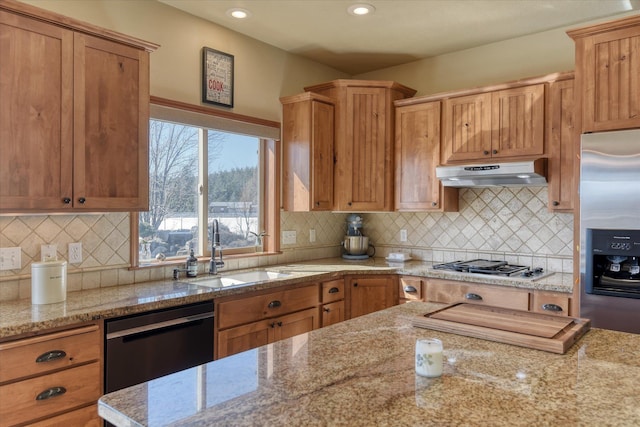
[0,361,101,427]
[218,284,319,329]
[29,404,101,427]
[0,324,100,383]
[399,277,423,301]
[321,279,344,303]
[426,279,530,311]
[322,300,345,327]
[531,292,570,317]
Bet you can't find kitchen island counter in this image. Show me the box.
[99,301,639,426]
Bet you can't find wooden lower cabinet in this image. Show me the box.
[321,279,345,327]
[0,323,102,427]
[425,278,530,311]
[322,300,345,327]
[29,404,101,427]
[399,276,424,303]
[215,284,321,359]
[347,275,398,319]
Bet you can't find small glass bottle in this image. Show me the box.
[186,249,198,277]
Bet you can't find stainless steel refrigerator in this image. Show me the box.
[580,129,640,333]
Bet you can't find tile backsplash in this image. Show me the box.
[0,187,572,301]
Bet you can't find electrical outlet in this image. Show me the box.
[282,230,297,245]
[309,229,316,243]
[400,229,408,242]
[69,242,82,264]
[41,244,57,262]
[0,247,21,270]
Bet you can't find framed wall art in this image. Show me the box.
[202,47,234,108]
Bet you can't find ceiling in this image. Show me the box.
[159,0,640,75]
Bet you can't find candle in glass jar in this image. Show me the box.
[415,338,443,377]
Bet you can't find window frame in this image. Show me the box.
[131,96,281,268]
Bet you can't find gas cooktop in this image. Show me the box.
[432,259,552,280]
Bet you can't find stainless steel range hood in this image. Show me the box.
[436,158,547,187]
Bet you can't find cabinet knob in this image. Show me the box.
[270,322,276,328]
[465,293,483,301]
[324,307,331,313]
[36,350,67,363]
[542,303,563,312]
[432,202,437,207]
[404,285,417,293]
[62,197,71,204]
[36,386,66,401]
[347,202,352,206]
[78,197,86,204]
[268,300,282,308]
[277,321,283,327]
[492,149,498,155]
[483,150,489,155]
[353,282,358,287]
[316,201,320,206]
[552,201,560,206]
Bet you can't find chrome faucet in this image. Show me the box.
[209,219,225,275]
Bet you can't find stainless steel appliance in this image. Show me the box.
[432,259,551,280]
[342,214,375,260]
[436,158,547,187]
[105,301,214,393]
[580,129,640,333]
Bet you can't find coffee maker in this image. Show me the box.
[342,214,375,260]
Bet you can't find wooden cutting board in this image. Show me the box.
[412,303,591,354]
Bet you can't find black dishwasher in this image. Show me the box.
[105,300,214,393]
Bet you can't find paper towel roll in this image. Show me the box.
[31,261,67,304]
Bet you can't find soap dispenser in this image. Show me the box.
[186,249,198,277]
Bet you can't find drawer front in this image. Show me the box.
[0,324,100,383]
[399,277,423,301]
[426,279,530,311]
[29,404,101,427]
[321,279,344,303]
[218,284,319,329]
[322,300,345,327]
[0,362,101,427]
[532,292,570,317]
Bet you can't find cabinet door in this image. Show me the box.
[348,275,398,319]
[322,301,345,327]
[274,307,320,341]
[441,93,492,163]
[338,87,389,211]
[281,93,334,211]
[29,404,101,427]
[73,33,149,210]
[580,26,640,132]
[217,319,271,359]
[395,102,457,211]
[491,84,545,158]
[0,11,74,212]
[547,78,576,212]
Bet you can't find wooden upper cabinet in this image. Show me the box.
[281,92,334,211]
[305,80,416,211]
[0,11,74,211]
[394,101,458,212]
[441,84,545,164]
[441,92,492,163]
[74,33,150,211]
[568,15,640,132]
[546,77,576,212]
[0,2,157,213]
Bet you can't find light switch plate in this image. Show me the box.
[282,230,297,245]
[0,247,21,270]
[309,229,316,243]
[400,229,408,242]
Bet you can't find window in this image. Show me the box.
[134,97,280,266]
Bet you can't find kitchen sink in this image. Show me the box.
[191,270,291,288]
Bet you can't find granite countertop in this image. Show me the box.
[0,258,572,340]
[98,301,640,427]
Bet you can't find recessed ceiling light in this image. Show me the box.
[347,3,375,16]
[226,8,251,19]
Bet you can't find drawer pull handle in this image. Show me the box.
[36,350,67,363]
[542,303,563,312]
[277,321,283,327]
[465,293,483,301]
[36,386,66,401]
[268,300,281,308]
[328,287,340,294]
[403,285,417,293]
[324,308,331,313]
